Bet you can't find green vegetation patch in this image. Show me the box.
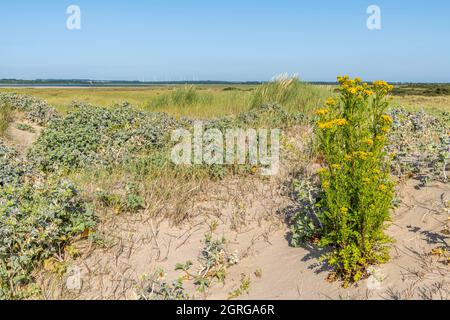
[388,108,449,185]
[0,179,95,299]
[15,123,35,133]
[292,77,396,286]
[0,141,30,186]
[290,78,449,287]
[250,77,330,113]
[393,84,450,97]
[28,102,178,172]
[141,224,238,300]
[0,102,13,136]
[0,139,96,299]
[0,93,59,126]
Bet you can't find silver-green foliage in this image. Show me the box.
[0,93,59,126]
[28,102,178,172]
[388,108,449,185]
[0,140,96,299]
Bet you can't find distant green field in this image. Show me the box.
[0,85,254,118]
[0,82,332,119]
[1,83,449,119]
[392,84,450,96]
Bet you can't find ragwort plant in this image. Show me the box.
[314,76,395,286]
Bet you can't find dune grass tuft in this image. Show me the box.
[0,102,13,136]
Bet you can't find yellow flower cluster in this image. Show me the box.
[337,75,374,96]
[317,118,348,130]
[317,121,334,129]
[337,75,352,85]
[335,118,347,126]
[344,151,376,162]
[315,108,329,116]
[325,97,337,107]
[376,135,386,142]
[313,75,395,282]
[381,114,393,125]
[373,80,394,92]
[352,151,373,160]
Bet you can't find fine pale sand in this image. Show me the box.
[5,120,448,300]
[40,175,448,300]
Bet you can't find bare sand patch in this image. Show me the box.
[40,172,449,300]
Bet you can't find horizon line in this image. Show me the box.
[1,79,450,85]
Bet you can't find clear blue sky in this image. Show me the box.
[1,0,450,82]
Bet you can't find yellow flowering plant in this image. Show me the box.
[312,76,395,286]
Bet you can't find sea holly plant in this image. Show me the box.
[140,268,190,300]
[387,108,449,185]
[175,231,239,293]
[290,178,323,246]
[140,228,239,299]
[0,93,59,126]
[312,76,395,286]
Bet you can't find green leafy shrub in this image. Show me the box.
[0,178,96,299]
[290,179,322,246]
[388,108,449,185]
[28,103,178,172]
[28,97,304,180]
[0,139,96,299]
[0,140,31,186]
[0,93,59,126]
[95,189,123,210]
[309,76,396,286]
[30,99,286,181]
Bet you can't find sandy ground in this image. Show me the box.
[4,121,448,300]
[4,117,42,155]
[38,175,448,300]
[217,180,450,300]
